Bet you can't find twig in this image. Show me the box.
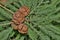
[0,22,12,26]
[0,3,14,14]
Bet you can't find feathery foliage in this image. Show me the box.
[0,0,60,40]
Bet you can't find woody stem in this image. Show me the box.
[0,3,14,14]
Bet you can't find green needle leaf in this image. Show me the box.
[0,27,13,40]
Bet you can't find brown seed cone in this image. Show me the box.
[0,0,7,3]
[19,6,30,16]
[11,22,18,30]
[12,17,25,24]
[11,6,29,34]
[17,24,28,34]
[13,11,25,18]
